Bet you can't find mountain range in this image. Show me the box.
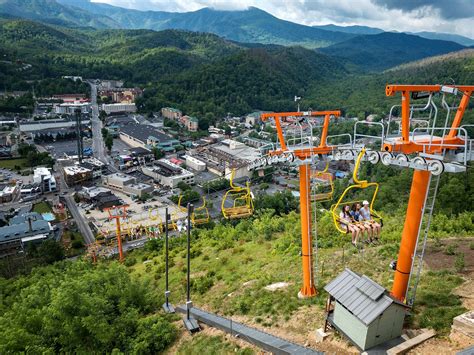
[1,0,473,48]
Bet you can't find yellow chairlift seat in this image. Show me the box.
[222,169,254,220]
[192,196,210,225]
[311,162,334,202]
[330,148,383,234]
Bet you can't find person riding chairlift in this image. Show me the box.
[351,203,373,244]
[359,200,381,243]
[339,205,360,248]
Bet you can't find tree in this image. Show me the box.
[36,239,65,264]
[105,135,113,152]
[177,181,191,192]
[151,146,164,160]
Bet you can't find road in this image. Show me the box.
[64,194,95,245]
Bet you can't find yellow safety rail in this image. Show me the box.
[330,148,382,233]
[221,169,254,219]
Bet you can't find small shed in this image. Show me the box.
[324,268,408,351]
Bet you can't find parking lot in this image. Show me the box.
[42,140,92,159]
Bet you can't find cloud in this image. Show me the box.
[372,0,474,19]
[92,0,474,38]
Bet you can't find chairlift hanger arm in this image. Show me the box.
[384,84,474,153]
[260,110,341,157]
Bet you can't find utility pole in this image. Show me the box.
[75,108,83,163]
[182,203,200,333]
[162,207,175,313]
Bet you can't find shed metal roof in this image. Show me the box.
[324,268,407,326]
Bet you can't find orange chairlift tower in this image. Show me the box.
[104,205,129,262]
[255,110,341,298]
[379,84,474,302]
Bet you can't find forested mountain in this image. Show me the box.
[314,24,474,47]
[305,49,474,117]
[313,24,384,35]
[59,2,354,48]
[0,0,118,28]
[0,18,241,86]
[138,47,348,119]
[320,32,465,71]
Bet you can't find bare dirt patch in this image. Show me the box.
[424,238,474,272]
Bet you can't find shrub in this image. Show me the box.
[444,244,457,255]
[454,253,465,273]
[71,240,84,249]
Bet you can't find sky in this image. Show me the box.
[92,0,474,38]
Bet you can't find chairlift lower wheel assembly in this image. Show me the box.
[381,152,393,166]
[334,150,342,161]
[366,150,380,164]
[395,153,408,164]
[410,156,426,168]
[342,150,354,161]
[428,160,444,176]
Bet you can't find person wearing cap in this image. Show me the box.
[360,200,381,242]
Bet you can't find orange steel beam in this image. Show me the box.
[391,170,431,301]
[261,110,341,157]
[260,110,340,298]
[385,84,474,152]
[104,205,129,263]
[299,164,317,298]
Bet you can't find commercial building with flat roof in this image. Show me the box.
[102,173,153,198]
[102,103,136,114]
[63,165,93,186]
[119,124,180,152]
[142,159,195,188]
[33,167,56,192]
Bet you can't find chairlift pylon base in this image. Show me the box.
[183,316,201,333]
[162,302,175,314]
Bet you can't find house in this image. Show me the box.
[324,268,408,351]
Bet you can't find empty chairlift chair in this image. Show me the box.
[221,169,254,220]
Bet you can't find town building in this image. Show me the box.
[63,165,93,186]
[98,88,142,104]
[161,107,182,120]
[102,103,137,115]
[52,94,87,103]
[54,101,91,115]
[185,156,206,172]
[189,139,259,179]
[19,118,90,133]
[0,212,53,258]
[99,80,124,89]
[180,115,199,132]
[245,111,269,126]
[33,167,56,192]
[324,268,408,351]
[119,124,180,152]
[142,159,194,188]
[0,184,19,203]
[102,173,153,198]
